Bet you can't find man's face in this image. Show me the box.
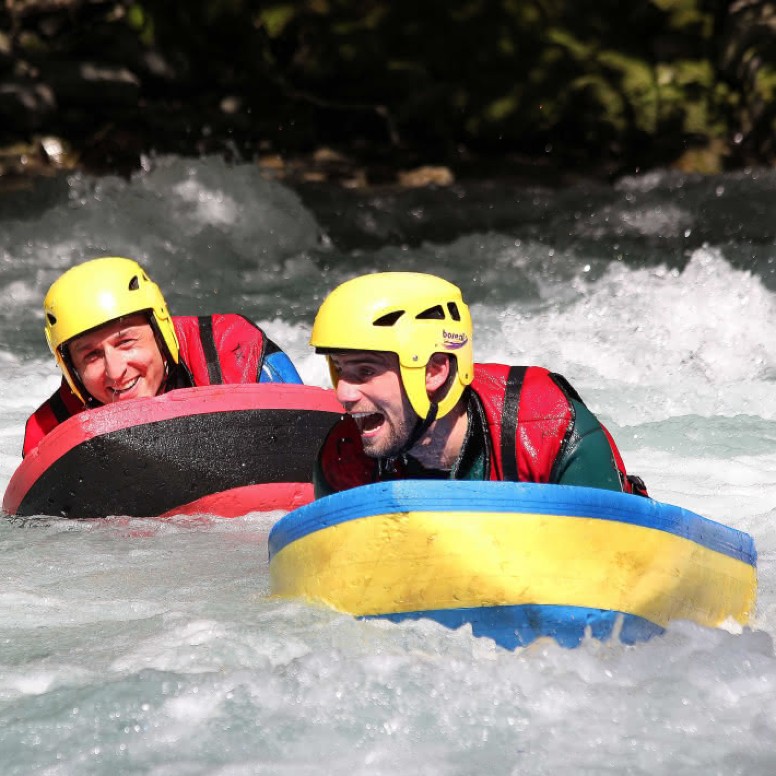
[330,351,417,458]
[68,314,166,405]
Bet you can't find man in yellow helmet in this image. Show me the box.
[23,256,302,456]
[310,272,647,497]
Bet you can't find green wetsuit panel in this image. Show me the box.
[552,399,622,491]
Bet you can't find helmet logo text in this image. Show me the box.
[442,330,469,350]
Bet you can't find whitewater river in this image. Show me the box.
[1,157,775,774]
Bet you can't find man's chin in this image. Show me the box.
[361,435,405,460]
[100,384,149,404]
[99,393,132,405]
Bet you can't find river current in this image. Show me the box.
[1,157,775,774]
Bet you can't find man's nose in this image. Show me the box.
[335,377,361,404]
[103,348,127,381]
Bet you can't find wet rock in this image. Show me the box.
[40,60,140,107]
[77,126,144,177]
[0,79,56,131]
[398,165,455,187]
[0,32,12,72]
[38,135,71,166]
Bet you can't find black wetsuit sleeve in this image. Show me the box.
[553,399,624,491]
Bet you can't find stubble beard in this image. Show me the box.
[361,414,416,460]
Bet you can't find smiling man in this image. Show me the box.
[310,272,647,498]
[66,313,167,405]
[22,256,302,456]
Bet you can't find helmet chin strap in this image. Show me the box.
[398,400,439,457]
[149,316,174,395]
[396,363,454,457]
[61,347,93,408]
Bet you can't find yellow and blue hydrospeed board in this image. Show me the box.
[268,481,757,648]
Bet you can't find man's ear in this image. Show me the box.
[425,353,451,394]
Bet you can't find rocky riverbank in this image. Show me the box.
[3,0,776,190]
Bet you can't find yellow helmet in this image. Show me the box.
[310,272,473,419]
[43,257,179,403]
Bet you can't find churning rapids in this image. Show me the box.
[1,156,775,775]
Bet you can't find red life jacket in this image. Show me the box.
[22,314,270,457]
[475,363,570,482]
[172,314,270,386]
[318,363,646,495]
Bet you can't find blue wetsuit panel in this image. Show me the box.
[260,351,303,384]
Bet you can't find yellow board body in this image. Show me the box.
[268,482,757,647]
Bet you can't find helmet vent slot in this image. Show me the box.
[47,313,57,325]
[128,275,140,291]
[373,311,404,327]
[447,302,461,321]
[416,305,445,320]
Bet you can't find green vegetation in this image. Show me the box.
[2,0,776,178]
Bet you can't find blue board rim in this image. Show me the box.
[268,480,757,566]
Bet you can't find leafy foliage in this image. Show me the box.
[6,0,776,173]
